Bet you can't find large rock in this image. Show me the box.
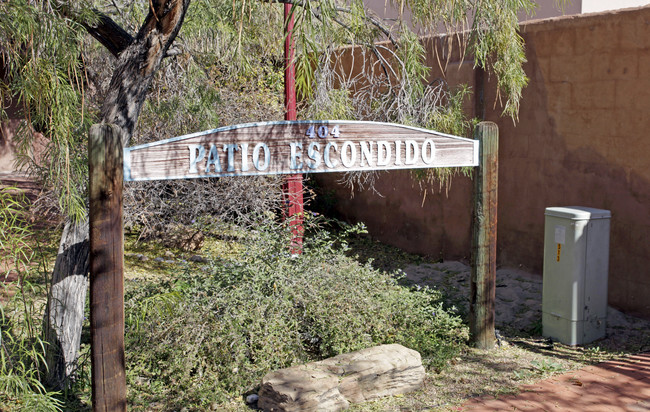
[258,344,425,412]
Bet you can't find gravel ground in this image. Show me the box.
[402,261,650,353]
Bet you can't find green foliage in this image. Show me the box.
[396,29,430,100]
[390,0,536,119]
[124,218,468,408]
[306,87,355,120]
[530,359,565,374]
[295,52,319,101]
[0,188,34,279]
[0,282,64,412]
[0,188,63,411]
[471,0,535,118]
[410,84,476,193]
[423,84,474,136]
[178,0,284,75]
[0,1,96,221]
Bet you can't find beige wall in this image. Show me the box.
[0,64,48,177]
[0,123,17,173]
[318,6,650,318]
[0,102,24,174]
[582,0,650,13]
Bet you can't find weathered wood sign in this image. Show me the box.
[124,120,478,181]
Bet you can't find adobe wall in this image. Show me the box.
[0,62,28,175]
[318,6,650,318]
[0,64,47,177]
[0,90,19,174]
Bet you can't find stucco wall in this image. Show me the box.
[0,83,20,174]
[318,6,650,318]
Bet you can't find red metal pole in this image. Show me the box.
[284,2,303,252]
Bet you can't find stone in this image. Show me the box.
[258,344,425,412]
[188,254,208,263]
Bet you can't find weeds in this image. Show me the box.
[531,359,565,374]
[0,187,63,411]
[0,282,63,411]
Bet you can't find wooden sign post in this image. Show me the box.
[470,122,499,349]
[88,119,496,409]
[89,124,126,411]
[123,120,479,181]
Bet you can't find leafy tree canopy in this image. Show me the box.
[0,0,544,219]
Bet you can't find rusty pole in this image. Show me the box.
[470,121,499,350]
[284,2,303,252]
[89,123,126,411]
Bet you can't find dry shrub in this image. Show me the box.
[124,219,468,409]
[123,175,285,242]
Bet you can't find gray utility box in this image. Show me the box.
[542,206,611,345]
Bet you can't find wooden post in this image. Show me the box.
[470,122,498,350]
[89,124,126,411]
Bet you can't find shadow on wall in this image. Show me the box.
[495,18,650,318]
[314,170,474,263]
[315,7,650,319]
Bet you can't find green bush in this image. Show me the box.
[124,218,468,409]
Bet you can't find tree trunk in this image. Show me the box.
[42,0,191,392]
[43,218,90,390]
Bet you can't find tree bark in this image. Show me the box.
[44,218,90,390]
[101,0,192,143]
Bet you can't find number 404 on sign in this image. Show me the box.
[306,125,340,139]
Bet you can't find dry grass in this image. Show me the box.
[346,339,622,411]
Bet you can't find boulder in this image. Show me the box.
[258,344,425,412]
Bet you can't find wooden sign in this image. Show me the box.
[123,120,478,181]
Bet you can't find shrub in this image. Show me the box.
[124,218,468,409]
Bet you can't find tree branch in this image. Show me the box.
[264,0,398,47]
[52,1,134,58]
[101,0,192,145]
[83,11,134,58]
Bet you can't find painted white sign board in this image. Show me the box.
[124,120,478,181]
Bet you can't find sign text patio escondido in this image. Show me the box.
[123,120,478,182]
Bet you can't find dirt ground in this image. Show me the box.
[343,261,650,411]
[401,260,650,354]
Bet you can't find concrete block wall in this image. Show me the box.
[319,6,650,318]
